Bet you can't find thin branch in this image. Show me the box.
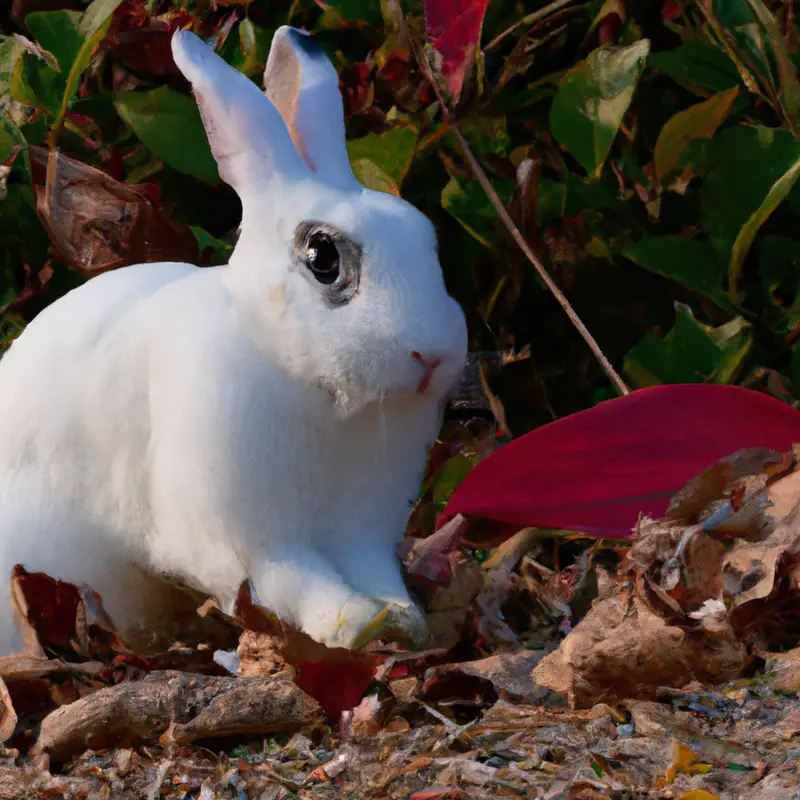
[483,0,582,52]
[410,38,630,397]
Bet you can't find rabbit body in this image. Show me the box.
[0,28,467,654]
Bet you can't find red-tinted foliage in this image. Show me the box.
[440,385,800,539]
[424,0,491,101]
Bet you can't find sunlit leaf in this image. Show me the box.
[114,87,219,184]
[78,0,124,37]
[550,40,650,177]
[347,126,418,194]
[654,86,739,185]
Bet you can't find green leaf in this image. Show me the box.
[78,0,123,37]
[714,0,755,27]
[760,235,800,319]
[347,126,418,194]
[18,12,84,114]
[1,39,39,109]
[537,179,567,230]
[729,153,800,303]
[51,15,113,142]
[432,453,474,507]
[190,226,232,267]
[623,237,731,309]
[441,175,514,247]
[327,0,382,26]
[25,11,83,74]
[700,126,800,260]
[114,87,219,183]
[744,0,800,124]
[707,315,754,384]
[550,40,650,177]
[648,43,742,94]
[624,303,752,386]
[229,19,272,77]
[653,86,739,185]
[0,38,24,93]
[0,117,27,164]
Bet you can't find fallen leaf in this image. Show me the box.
[664,740,712,784]
[425,555,485,650]
[0,679,17,743]
[400,514,468,587]
[532,593,748,708]
[722,521,800,608]
[423,648,553,703]
[229,586,381,719]
[767,648,800,692]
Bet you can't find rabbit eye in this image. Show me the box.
[294,221,361,306]
[306,232,340,284]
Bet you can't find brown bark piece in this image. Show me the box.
[0,655,104,682]
[34,670,320,762]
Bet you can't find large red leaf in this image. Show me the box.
[424,0,491,102]
[439,385,800,539]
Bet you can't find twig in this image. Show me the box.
[483,0,581,52]
[410,38,630,397]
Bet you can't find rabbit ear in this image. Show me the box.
[171,30,309,196]
[264,27,358,191]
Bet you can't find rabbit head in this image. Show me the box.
[171,28,467,416]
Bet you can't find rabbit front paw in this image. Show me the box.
[345,597,429,651]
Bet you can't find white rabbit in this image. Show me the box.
[0,27,467,654]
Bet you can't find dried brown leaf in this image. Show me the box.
[0,680,16,743]
[423,648,554,703]
[29,147,199,277]
[532,593,749,707]
[722,522,800,607]
[425,556,484,650]
[767,647,800,693]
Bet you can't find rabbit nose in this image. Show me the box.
[411,351,442,394]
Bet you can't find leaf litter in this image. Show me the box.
[2,446,800,797]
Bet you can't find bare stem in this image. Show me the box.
[483,0,582,52]
[410,38,630,397]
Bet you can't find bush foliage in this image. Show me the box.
[2,0,800,438]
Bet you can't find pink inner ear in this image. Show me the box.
[438,384,800,540]
[263,42,317,172]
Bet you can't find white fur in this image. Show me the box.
[0,28,467,653]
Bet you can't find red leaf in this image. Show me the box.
[12,568,80,651]
[662,0,683,21]
[424,0,491,102]
[439,385,800,540]
[294,656,379,720]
